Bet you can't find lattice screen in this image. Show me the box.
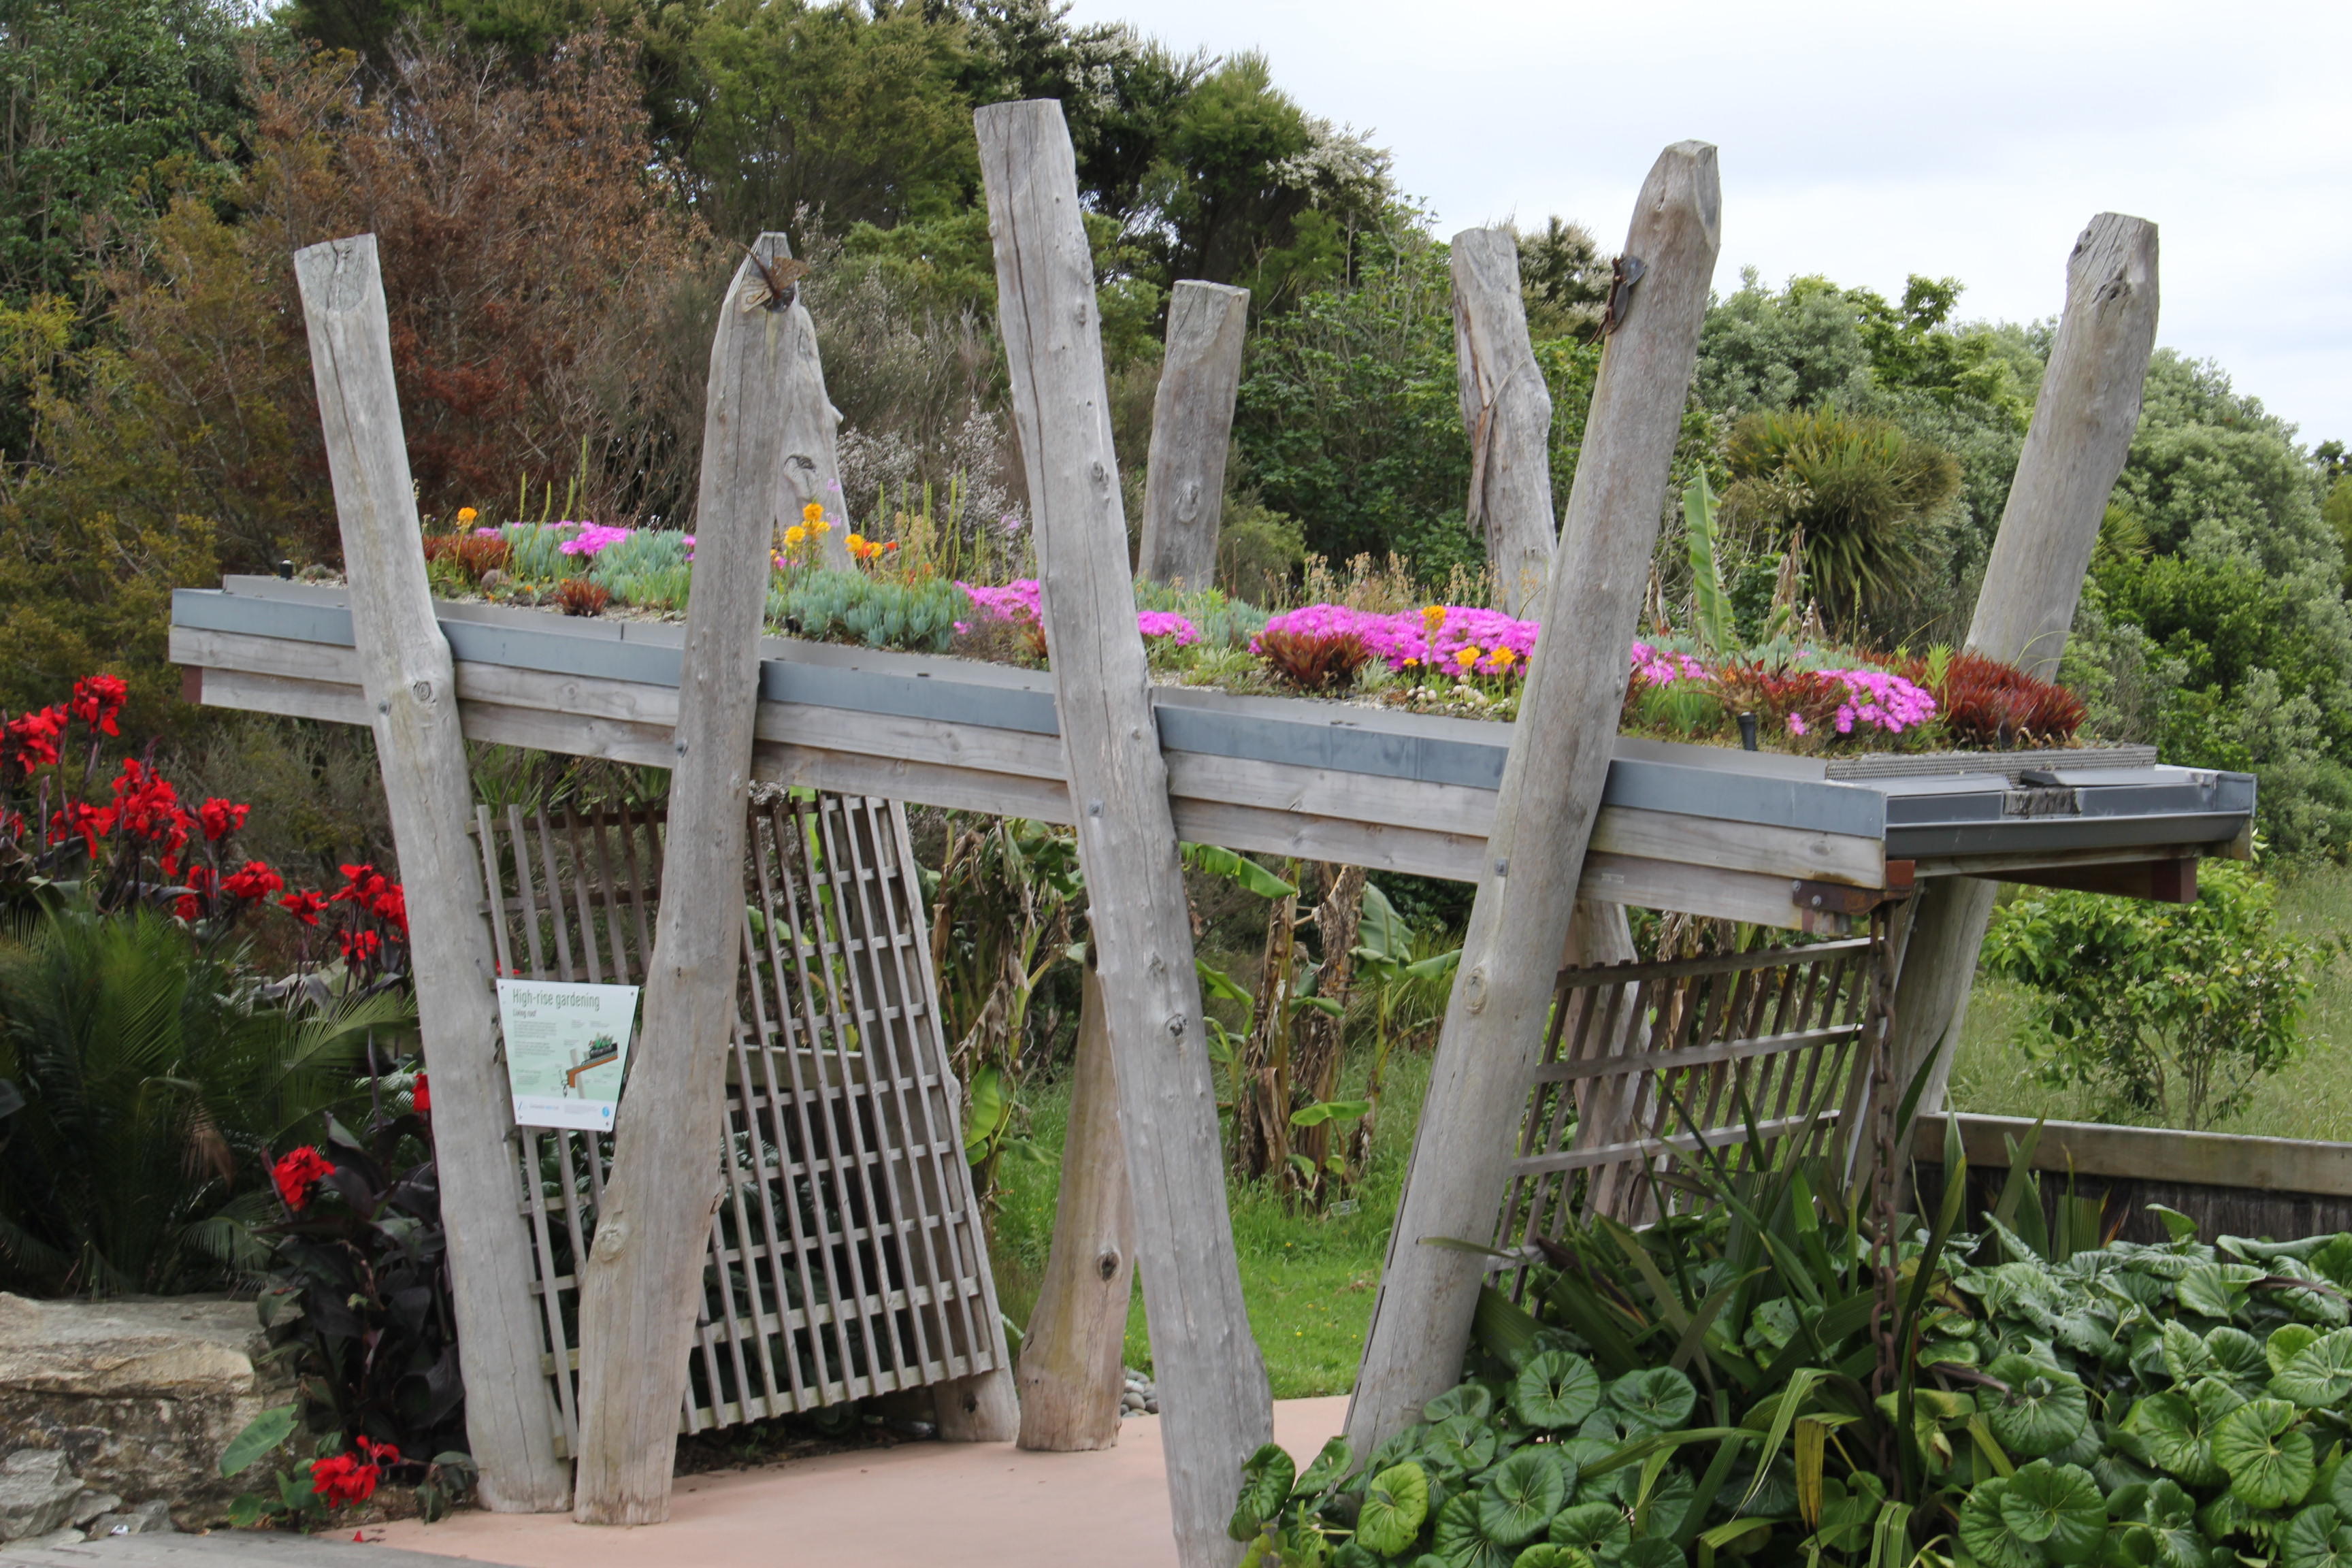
[1493,935,1887,1295]
[470,791,1007,1450]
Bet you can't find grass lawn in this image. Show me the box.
[987,1034,1432,1399]
[1946,861,2352,1139]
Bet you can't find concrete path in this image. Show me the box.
[0,1535,513,1567]
[376,1396,1352,1567]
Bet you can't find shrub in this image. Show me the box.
[420,534,509,584]
[1924,649,2087,747]
[553,578,610,617]
[1255,627,1371,693]
[1984,858,2313,1128]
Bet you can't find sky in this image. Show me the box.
[1066,0,2352,450]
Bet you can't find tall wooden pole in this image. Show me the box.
[1453,227,1558,617]
[572,236,805,1525]
[978,99,1271,1568]
[1016,963,1138,1451]
[1139,280,1250,589]
[762,250,858,572]
[1345,144,1722,1456]
[293,235,570,1512]
[1889,214,2159,1112]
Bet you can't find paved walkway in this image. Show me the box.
[376,1396,1353,1568]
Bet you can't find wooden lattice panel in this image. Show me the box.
[1494,936,1884,1290]
[470,792,1007,1449]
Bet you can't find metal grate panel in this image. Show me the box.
[471,791,1007,1450]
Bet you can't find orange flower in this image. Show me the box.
[1454,646,1481,670]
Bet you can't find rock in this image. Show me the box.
[86,1499,176,1536]
[0,1294,293,1514]
[0,1451,83,1541]
[68,1489,118,1526]
[14,1526,84,1549]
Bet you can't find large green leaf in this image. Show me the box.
[1434,1492,1516,1568]
[1427,1415,1498,1475]
[962,1064,1011,1161]
[1511,1549,1593,1568]
[1514,1352,1603,1431]
[2176,1263,2263,1322]
[2212,1398,2316,1509]
[2160,1322,2217,1384]
[1682,470,1733,656]
[1961,1476,2048,1568]
[1610,1368,1697,1433]
[2123,1394,2226,1488]
[2204,1328,2269,1390]
[220,1404,299,1478]
[1359,1463,1432,1557]
[2273,1328,2352,1408]
[1301,1436,1354,1495]
[1427,1386,1497,1425]
[1986,1354,2091,1458]
[1622,1539,1684,1568]
[1229,1442,1297,1540]
[1999,1462,2108,1565]
[1181,842,1298,900]
[1482,1450,1567,1548]
[2272,1325,2325,1377]
[1354,881,1411,964]
[2138,1479,2209,1568]
[2287,1505,2352,1568]
[1549,1502,1631,1558]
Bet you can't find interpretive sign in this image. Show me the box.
[495,979,639,1130]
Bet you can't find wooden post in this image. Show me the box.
[978,99,1272,1568]
[572,235,805,1525]
[1139,280,1250,589]
[1345,144,1722,1456]
[1017,962,1138,1451]
[293,235,570,1512]
[764,248,858,572]
[1454,227,1558,617]
[1889,214,2159,1111]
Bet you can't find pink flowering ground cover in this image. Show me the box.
[956,580,1196,646]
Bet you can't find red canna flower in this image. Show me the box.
[411,1073,429,1114]
[368,885,407,937]
[279,889,327,926]
[272,1145,332,1210]
[54,801,116,858]
[197,798,250,841]
[340,929,382,964]
[307,1452,378,1508]
[69,674,127,736]
[222,860,284,902]
[4,706,65,772]
[174,863,218,921]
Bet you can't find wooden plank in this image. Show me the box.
[1581,853,1838,933]
[1916,1113,2352,1198]
[979,98,1272,1568]
[1139,280,1250,590]
[1452,227,1557,616]
[291,234,570,1512]
[1512,1110,1833,1179]
[197,668,371,728]
[1017,962,1137,1451]
[1910,840,2207,879]
[572,235,804,1526]
[1529,1022,1862,1082]
[754,742,1073,826]
[1980,857,2195,904]
[1345,142,1724,1457]
[1891,214,2161,1118]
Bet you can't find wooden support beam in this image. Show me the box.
[572,235,804,1525]
[1017,962,1138,1450]
[1453,227,1557,616]
[1345,143,1722,1456]
[978,99,1272,1568]
[1974,855,2195,904]
[1139,280,1250,589]
[291,235,570,1512]
[1917,1112,2352,1197]
[1889,214,2160,1113]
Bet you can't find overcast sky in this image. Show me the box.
[1068,0,2351,452]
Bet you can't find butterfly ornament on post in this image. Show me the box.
[740,245,811,314]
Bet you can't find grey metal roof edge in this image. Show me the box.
[1885,812,2249,860]
[1598,755,1887,838]
[761,659,1060,734]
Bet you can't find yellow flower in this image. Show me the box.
[1422,604,1446,632]
[814,519,832,534]
[784,525,807,546]
[802,502,824,525]
[457,506,478,525]
[846,533,866,552]
[1491,646,1517,669]
[1455,646,1481,670]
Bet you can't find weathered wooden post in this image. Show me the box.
[1016,962,1138,1450]
[572,235,806,1525]
[764,249,858,571]
[1889,214,2159,1112]
[1454,227,1558,617]
[978,99,1273,1568]
[293,235,571,1512]
[1345,144,1722,1454]
[1139,280,1250,589]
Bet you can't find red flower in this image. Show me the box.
[308,1451,380,1508]
[272,1145,332,1211]
[107,760,190,850]
[357,1437,401,1467]
[222,860,284,902]
[368,885,408,937]
[4,706,65,772]
[411,1073,429,1114]
[54,801,116,858]
[174,864,218,921]
[340,930,382,964]
[197,798,250,841]
[69,674,127,737]
[330,863,389,906]
[279,889,327,926]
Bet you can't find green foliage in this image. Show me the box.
[0,904,408,1294]
[771,568,965,653]
[1984,860,2316,1128]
